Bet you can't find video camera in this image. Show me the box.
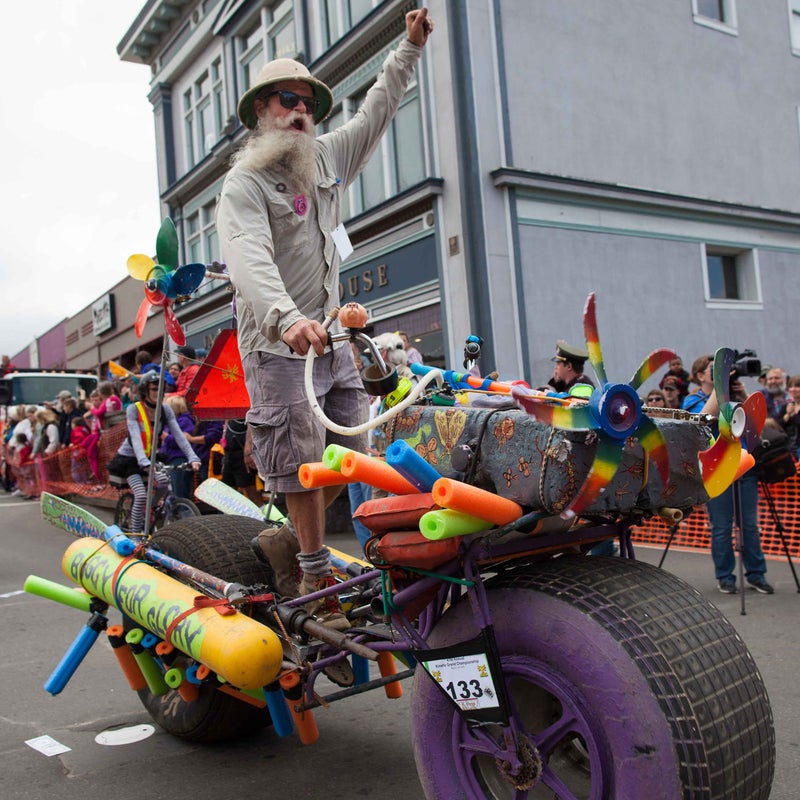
[731,349,761,380]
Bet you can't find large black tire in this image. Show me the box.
[134,514,275,743]
[411,556,775,800]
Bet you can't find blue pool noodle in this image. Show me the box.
[385,439,441,492]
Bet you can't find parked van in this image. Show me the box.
[0,371,98,407]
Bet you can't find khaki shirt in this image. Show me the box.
[217,39,423,359]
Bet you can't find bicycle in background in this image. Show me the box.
[113,462,200,532]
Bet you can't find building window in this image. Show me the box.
[322,0,377,48]
[703,245,760,305]
[183,56,225,169]
[349,83,425,216]
[692,0,738,34]
[184,202,220,300]
[321,107,352,219]
[236,1,296,95]
[790,0,800,54]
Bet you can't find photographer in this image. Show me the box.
[692,359,774,595]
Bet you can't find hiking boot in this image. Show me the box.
[748,577,775,595]
[251,524,301,598]
[299,572,350,631]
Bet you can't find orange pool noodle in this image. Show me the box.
[178,681,200,703]
[107,625,147,691]
[432,478,523,525]
[377,652,403,699]
[280,672,319,745]
[340,451,419,495]
[299,462,351,489]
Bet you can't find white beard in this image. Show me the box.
[232,110,317,194]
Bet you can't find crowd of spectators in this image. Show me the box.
[0,346,212,500]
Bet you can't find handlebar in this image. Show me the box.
[304,327,442,437]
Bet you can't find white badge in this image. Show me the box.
[331,222,354,261]
[422,652,501,712]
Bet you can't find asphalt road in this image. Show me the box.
[1,493,797,799]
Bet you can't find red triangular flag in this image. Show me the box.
[186,328,250,419]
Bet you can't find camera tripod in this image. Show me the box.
[658,478,800,614]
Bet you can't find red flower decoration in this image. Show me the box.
[294,194,307,215]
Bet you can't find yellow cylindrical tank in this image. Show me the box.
[62,538,283,691]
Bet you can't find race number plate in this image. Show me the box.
[414,626,510,725]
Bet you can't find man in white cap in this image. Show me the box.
[216,8,433,628]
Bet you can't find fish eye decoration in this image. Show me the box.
[127,218,207,346]
[513,293,675,519]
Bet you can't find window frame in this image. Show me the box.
[345,76,425,217]
[182,54,225,170]
[701,243,762,310]
[691,0,738,36]
[235,1,297,97]
[789,0,800,55]
[321,0,379,49]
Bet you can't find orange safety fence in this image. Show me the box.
[5,421,128,503]
[5,420,799,561]
[631,462,800,560]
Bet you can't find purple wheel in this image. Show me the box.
[411,556,774,799]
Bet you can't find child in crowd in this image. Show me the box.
[69,417,96,482]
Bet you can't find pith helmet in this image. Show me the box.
[237,59,333,128]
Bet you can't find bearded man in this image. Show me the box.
[216,9,433,628]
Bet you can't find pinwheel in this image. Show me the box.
[512,293,675,519]
[127,218,206,346]
[698,347,766,498]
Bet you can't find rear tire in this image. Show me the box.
[411,556,775,799]
[114,492,133,530]
[164,497,201,524]
[133,514,274,743]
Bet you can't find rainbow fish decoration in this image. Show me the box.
[513,293,675,519]
[127,218,206,346]
[698,347,766,498]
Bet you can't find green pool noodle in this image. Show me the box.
[165,667,184,689]
[419,508,493,540]
[323,443,352,471]
[24,575,93,613]
[125,628,168,695]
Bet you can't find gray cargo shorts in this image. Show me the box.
[243,345,369,493]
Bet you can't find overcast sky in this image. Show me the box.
[0,1,161,359]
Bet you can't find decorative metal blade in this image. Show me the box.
[583,293,608,386]
[513,389,595,430]
[562,436,621,519]
[741,392,767,452]
[172,263,207,296]
[628,349,677,391]
[155,217,179,270]
[699,436,741,499]
[636,415,670,491]
[164,305,186,346]
[127,253,155,280]
[712,347,735,408]
[134,296,151,338]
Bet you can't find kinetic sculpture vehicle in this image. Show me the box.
[27,293,775,800]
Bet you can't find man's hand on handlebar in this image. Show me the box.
[282,318,329,357]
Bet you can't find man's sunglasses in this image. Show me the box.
[262,90,319,116]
